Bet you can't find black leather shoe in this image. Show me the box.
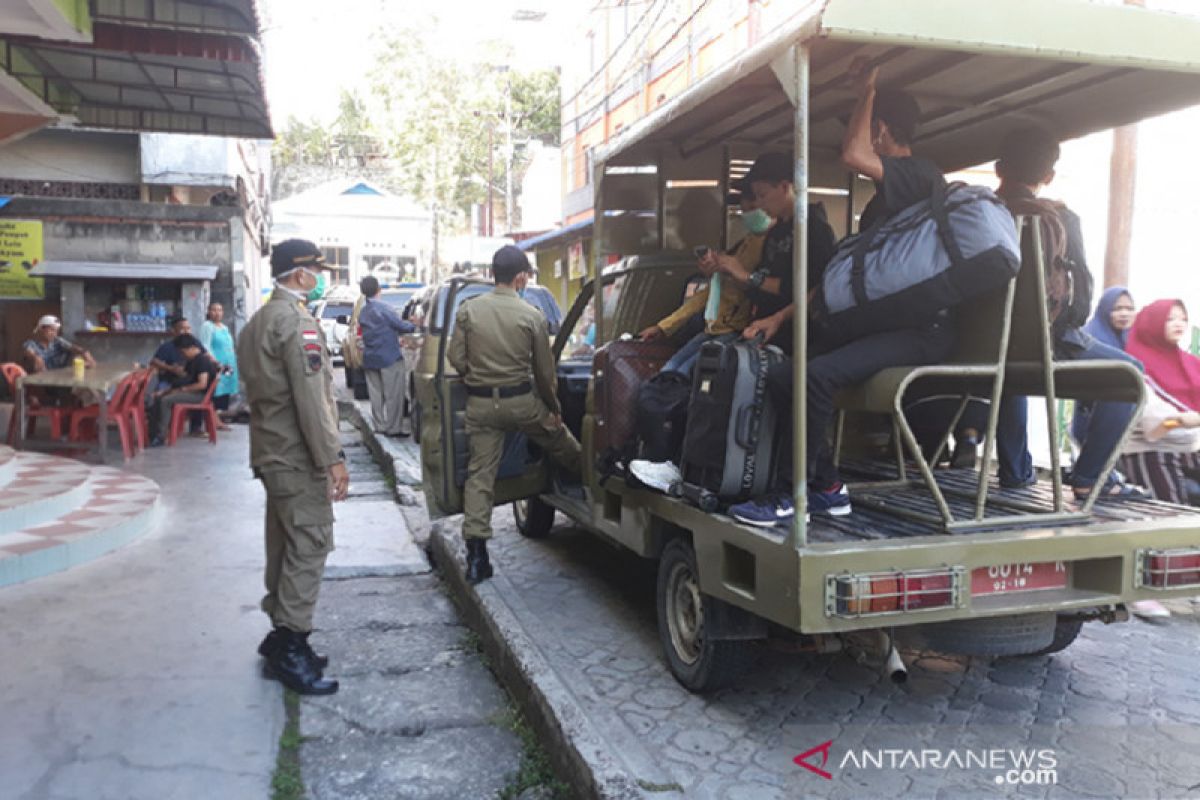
[258,628,328,669]
[465,538,493,585]
[264,629,339,695]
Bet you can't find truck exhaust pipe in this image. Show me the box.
[886,643,908,684]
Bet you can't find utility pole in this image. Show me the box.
[504,77,514,235]
[486,124,495,237]
[1104,0,1144,289]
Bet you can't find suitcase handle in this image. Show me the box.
[734,404,760,449]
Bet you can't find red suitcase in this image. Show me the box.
[592,339,675,457]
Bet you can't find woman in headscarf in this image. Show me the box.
[1118,299,1200,620]
[1072,287,1136,442]
[1120,299,1200,501]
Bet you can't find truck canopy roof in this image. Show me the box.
[598,0,1200,178]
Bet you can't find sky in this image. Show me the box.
[259,0,586,126]
[259,0,1200,310]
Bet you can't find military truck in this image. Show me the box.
[419,0,1200,692]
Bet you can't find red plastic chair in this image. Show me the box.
[125,368,155,450]
[167,373,220,445]
[69,372,139,460]
[2,362,73,444]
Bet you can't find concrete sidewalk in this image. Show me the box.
[0,425,283,800]
[1,415,536,800]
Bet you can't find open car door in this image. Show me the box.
[418,278,548,519]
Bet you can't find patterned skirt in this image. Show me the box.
[1119,451,1200,505]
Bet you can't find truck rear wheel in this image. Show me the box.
[907,612,1056,657]
[656,539,753,693]
[1027,615,1085,656]
[513,497,555,539]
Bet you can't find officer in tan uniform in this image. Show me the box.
[449,246,581,583]
[238,238,349,695]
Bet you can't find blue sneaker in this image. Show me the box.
[730,494,795,527]
[809,483,851,516]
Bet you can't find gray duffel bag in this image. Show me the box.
[815,181,1021,346]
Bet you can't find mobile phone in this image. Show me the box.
[693,245,711,258]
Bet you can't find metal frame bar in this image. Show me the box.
[789,42,810,551]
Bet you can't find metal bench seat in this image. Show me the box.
[834,216,1145,532]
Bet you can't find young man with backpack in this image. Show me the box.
[729,64,956,525]
[992,127,1145,500]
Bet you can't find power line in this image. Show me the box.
[561,0,714,136]
[559,0,672,110]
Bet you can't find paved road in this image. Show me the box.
[478,507,1200,799]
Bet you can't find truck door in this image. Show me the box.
[419,279,547,519]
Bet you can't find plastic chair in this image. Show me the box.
[167,373,220,445]
[2,362,73,444]
[68,372,139,460]
[126,368,155,450]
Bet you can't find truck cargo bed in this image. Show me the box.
[807,458,1200,543]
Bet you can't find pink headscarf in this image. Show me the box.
[1126,299,1200,411]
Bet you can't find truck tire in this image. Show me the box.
[908,612,1056,657]
[351,368,369,400]
[513,497,554,539]
[656,539,754,693]
[411,398,422,444]
[1027,615,1085,657]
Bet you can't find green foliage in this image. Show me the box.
[494,705,571,800]
[271,690,306,800]
[272,20,560,233]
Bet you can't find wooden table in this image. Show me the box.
[15,363,137,463]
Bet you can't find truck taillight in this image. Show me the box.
[826,568,966,618]
[1135,547,1200,589]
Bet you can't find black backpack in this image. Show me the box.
[635,371,691,462]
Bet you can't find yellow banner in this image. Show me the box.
[0,219,45,299]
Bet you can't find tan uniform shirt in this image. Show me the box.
[448,286,561,416]
[237,287,342,472]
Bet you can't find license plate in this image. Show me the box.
[971,561,1069,596]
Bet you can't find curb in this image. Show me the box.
[429,522,659,800]
[338,399,429,542]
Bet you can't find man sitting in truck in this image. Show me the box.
[729,65,955,526]
[990,127,1146,501]
[628,154,836,492]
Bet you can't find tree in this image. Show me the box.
[366,22,560,238]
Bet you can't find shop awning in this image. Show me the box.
[30,260,218,280]
[0,0,272,139]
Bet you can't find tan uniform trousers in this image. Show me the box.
[259,468,335,632]
[462,392,581,540]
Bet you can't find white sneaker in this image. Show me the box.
[629,459,682,493]
[1130,599,1171,620]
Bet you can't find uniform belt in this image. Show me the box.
[466,381,531,398]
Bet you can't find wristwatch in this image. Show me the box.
[747,269,768,289]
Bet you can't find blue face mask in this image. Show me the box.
[741,208,772,235]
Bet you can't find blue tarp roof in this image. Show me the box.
[517,218,593,251]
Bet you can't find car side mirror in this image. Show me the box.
[335,315,350,325]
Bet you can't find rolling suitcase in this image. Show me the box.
[680,339,784,505]
[592,339,675,461]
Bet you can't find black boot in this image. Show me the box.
[264,628,339,695]
[258,628,329,669]
[465,538,493,585]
